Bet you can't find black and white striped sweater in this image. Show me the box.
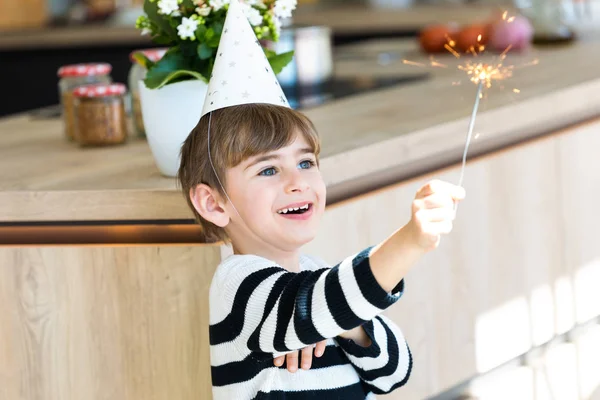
[209,246,412,399]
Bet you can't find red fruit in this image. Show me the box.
[455,24,489,53]
[419,25,455,54]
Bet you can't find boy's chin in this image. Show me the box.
[289,229,320,248]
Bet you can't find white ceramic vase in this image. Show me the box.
[139,79,208,177]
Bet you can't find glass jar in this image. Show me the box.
[514,0,577,44]
[72,83,128,146]
[57,63,112,141]
[128,48,167,138]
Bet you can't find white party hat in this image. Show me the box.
[201,0,290,117]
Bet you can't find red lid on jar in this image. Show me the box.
[129,48,167,63]
[73,83,127,97]
[57,63,112,78]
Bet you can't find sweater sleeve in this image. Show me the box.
[209,246,404,354]
[334,314,413,394]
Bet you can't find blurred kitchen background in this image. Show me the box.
[2,1,600,399]
[5,0,599,117]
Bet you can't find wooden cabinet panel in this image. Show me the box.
[0,0,48,30]
[0,245,221,400]
[557,122,600,327]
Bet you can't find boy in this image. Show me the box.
[178,1,465,398]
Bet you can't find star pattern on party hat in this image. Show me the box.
[201,0,290,118]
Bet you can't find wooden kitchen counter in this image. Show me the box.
[2,34,600,223]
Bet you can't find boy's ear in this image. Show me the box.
[189,184,230,228]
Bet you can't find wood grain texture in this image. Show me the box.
[2,36,600,223]
[556,121,600,327]
[0,0,47,31]
[0,245,221,400]
[301,119,600,399]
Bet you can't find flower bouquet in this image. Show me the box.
[135,0,296,89]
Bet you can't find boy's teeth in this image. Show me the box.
[278,204,310,214]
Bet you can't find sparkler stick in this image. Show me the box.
[458,80,484,189]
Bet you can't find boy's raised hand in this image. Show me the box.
[273,340,328,372]
[408,180,466,251]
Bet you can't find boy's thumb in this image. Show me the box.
[454,186,466,200]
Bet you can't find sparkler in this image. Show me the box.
[452,42,515,188]
[459,80,483,189]
[403,12,539,205]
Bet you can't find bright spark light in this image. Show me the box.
[402,11,540,208]
[402,11,538,94]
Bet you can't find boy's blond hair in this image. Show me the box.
[178,103,321,243]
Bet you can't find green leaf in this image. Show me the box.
[197,43,214,60]
[208,35,221,47]
[144,50,208,89]
[267,50,295,75]
[195,24,207,40]
[205,27,215,40]
[263,48,276,58]
[152,34,173,45]
[144,69,208,89]
[132,52,155,69]
[168,17,180,30]
[210,20,224,36]
[179,41,198,57]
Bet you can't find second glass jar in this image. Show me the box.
[57,63,112,141]
[72,83,128,146]
[128,48,167,138]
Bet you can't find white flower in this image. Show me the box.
[157,0,180,15]
[141,27,152,36]
[273,0,296,19]
[177,17,199,40]
[209,0,229,11]
[196,5,211,16]
[243,6,263,25]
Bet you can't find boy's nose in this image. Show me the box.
[284,171,310,193]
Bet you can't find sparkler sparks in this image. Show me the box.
[402,33,517,93]
[402,10,535,93]
[403,12,539,209]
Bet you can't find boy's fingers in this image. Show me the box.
[315,340,327,357]
[417,180,465,200]
[421,193,455,210]
[277,342,327,372]
[286,351,299,373]
[273,355,284,367]
[417,180,448,197]
[416,208,455,223]
[453,185,466,200]
[301,346,313,370]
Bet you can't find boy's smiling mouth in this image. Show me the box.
[276,202,313,215]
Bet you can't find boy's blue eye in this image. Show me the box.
[260,167,276,176]
[299,160,315,169]
[258,159,316,176]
